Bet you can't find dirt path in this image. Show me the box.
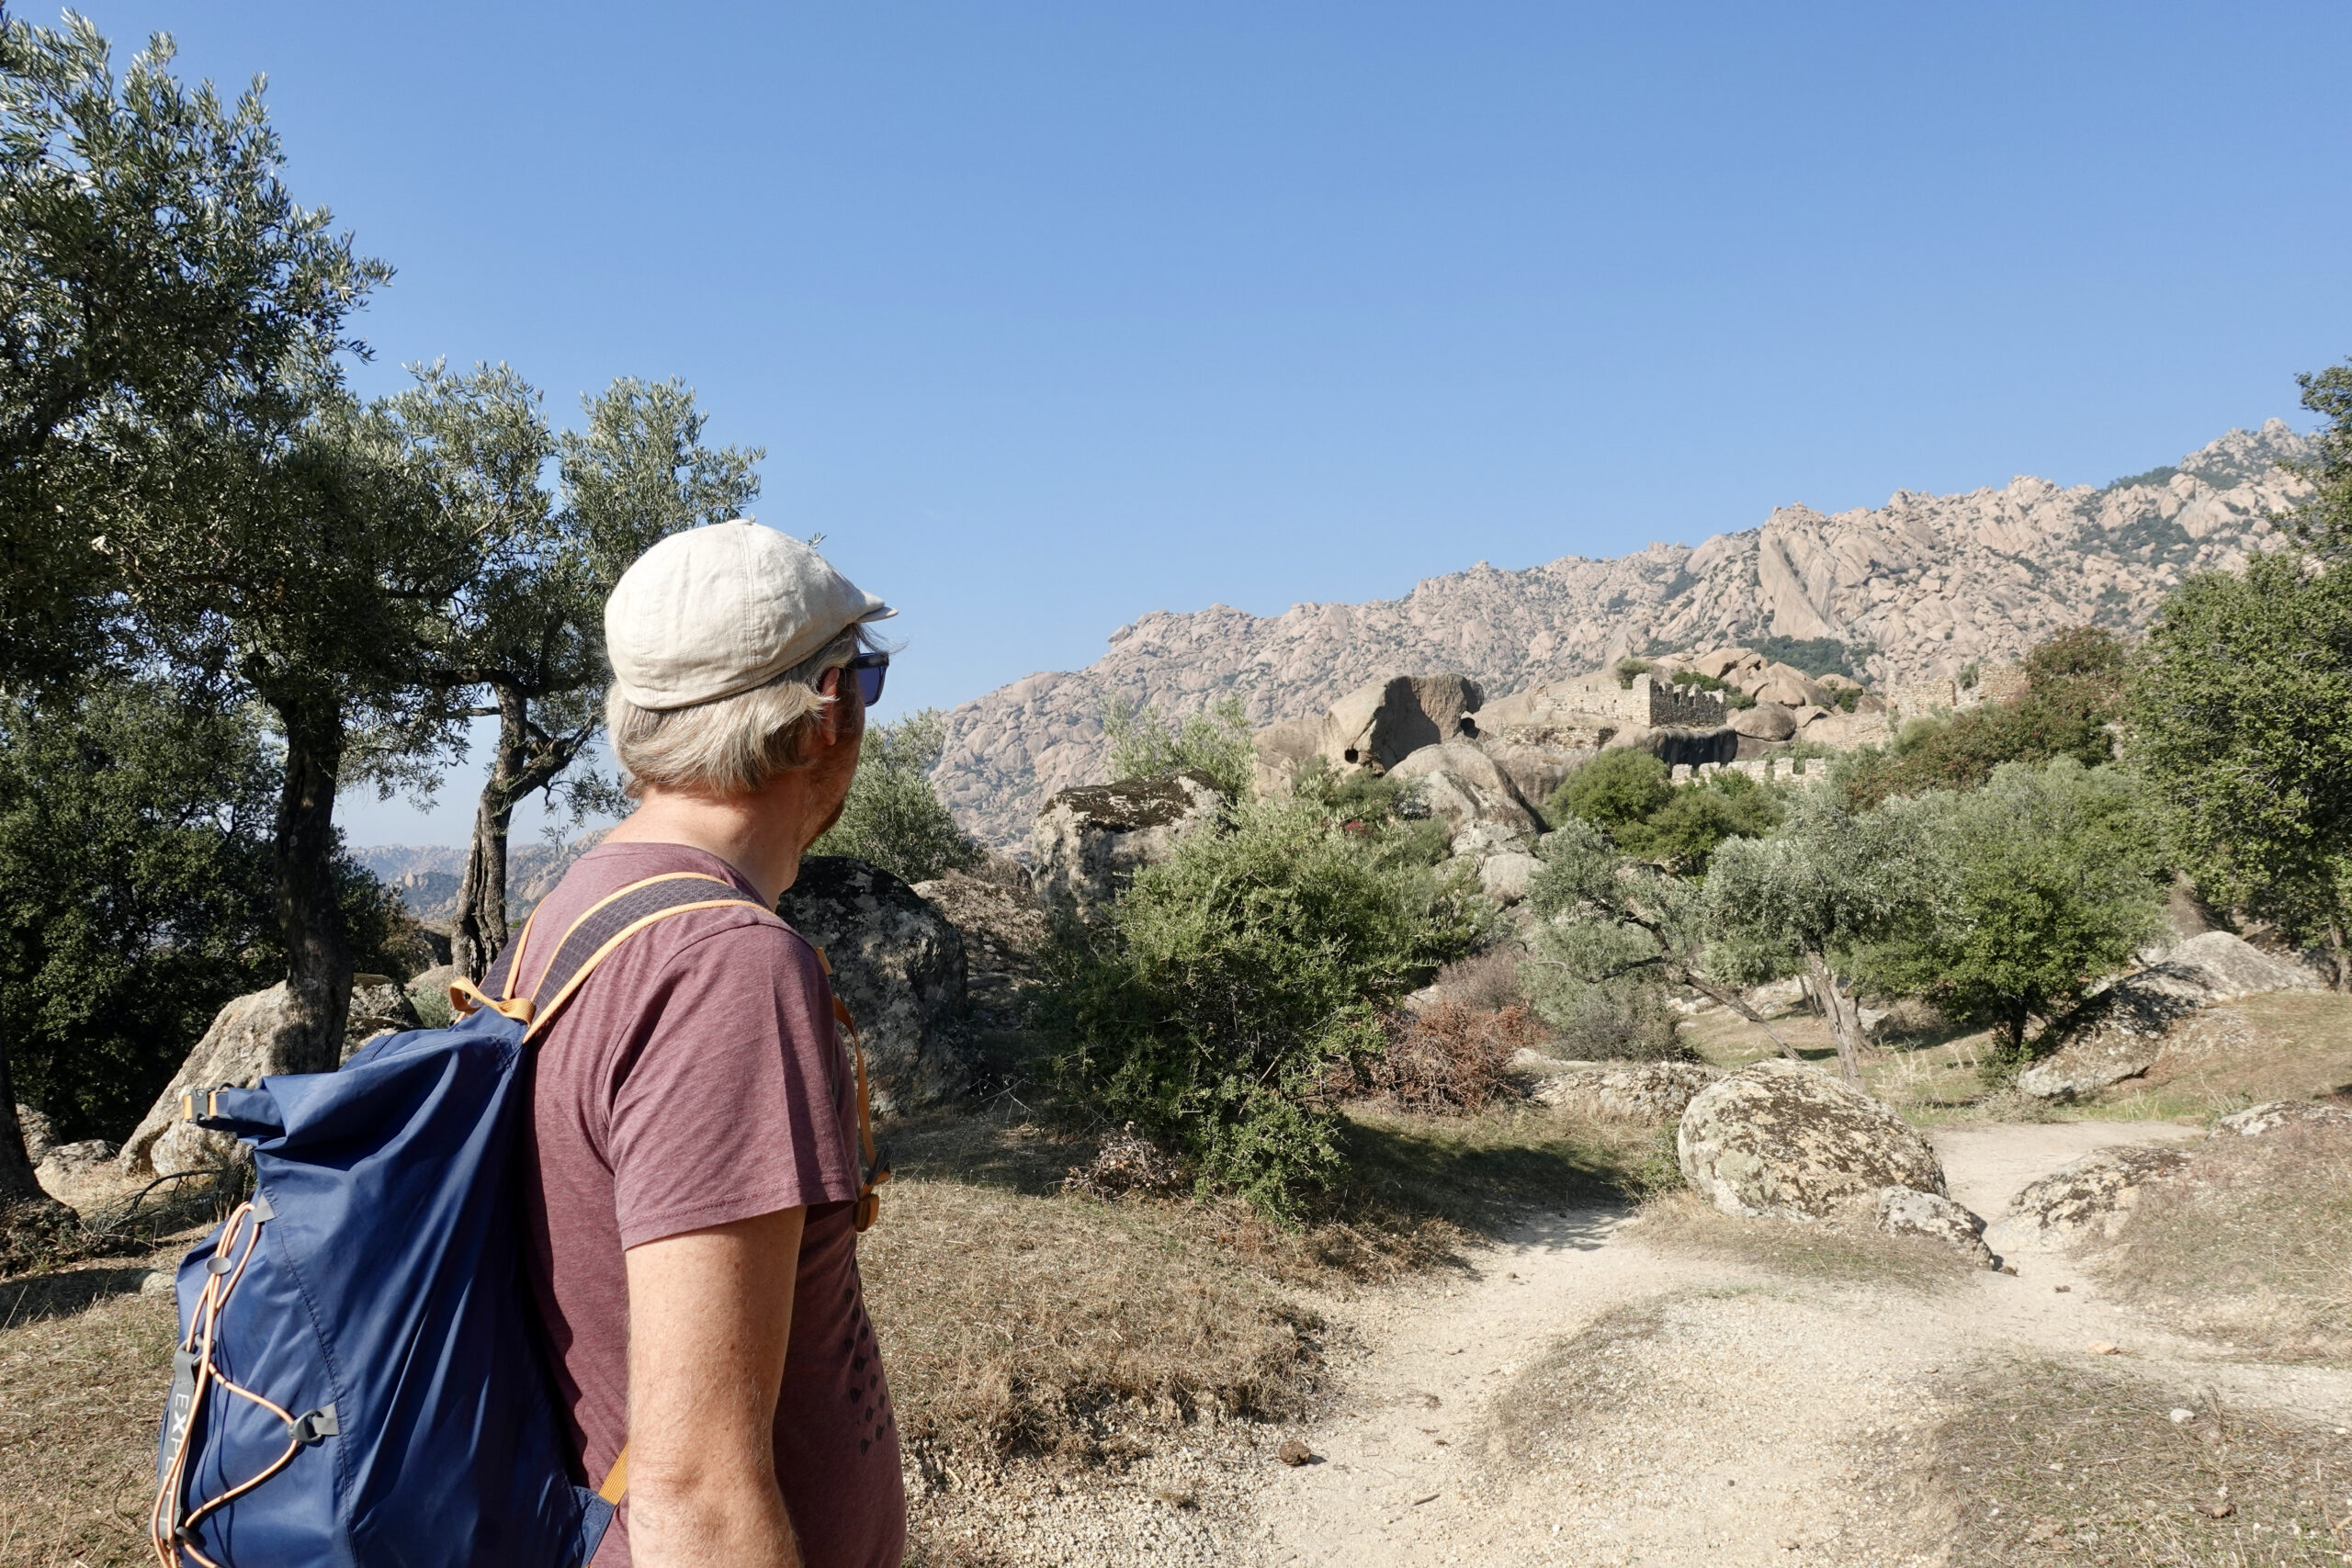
[1237,1118,2349,1567]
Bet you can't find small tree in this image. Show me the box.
[1878,759,2165,1059]
[811,710,982,884]
[1702,790,1943,1080]
[1101,693,1254,799]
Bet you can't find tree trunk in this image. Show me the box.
[453,684,577,982]
[1804,952,1867,1082]
[2330,920,2348,996]
[0,1031,54,1208]
[273,706,353,1075]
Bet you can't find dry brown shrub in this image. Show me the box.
[1361,999,1547,1114]
[1431,949,1529,1011]
[2098,1118,2352,1361]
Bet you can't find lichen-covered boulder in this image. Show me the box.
[1874,1186,1997,1269]
[343,973,422,1064]
[2209,1100,2352,1139]
[1032,767,1226,922]
[1676,1060,1945,1219]
[1318,674,1484,774]
[1532,1059,1724,1123]
[778,856,970,1113]
[2004,1144,2192,1243]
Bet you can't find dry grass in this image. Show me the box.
[1916,1359,2352,1565]
[1481,1293,1689,1472]
[858,1175,1323,1482]
[1630,1188,1980,1291]
[0,1258,180,1568]
[2097,1120,2352,1364]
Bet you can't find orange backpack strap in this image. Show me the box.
[810,947,891,1233]
[457,873,757,1042]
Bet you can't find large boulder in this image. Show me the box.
[1250,716,1323,798]
[1386,742,1544,846]
[2004,1144,2192,1244]
[1676,1060,1946,1219]
[778,856,970,1113]
[1032,767,1226,921]
[1730,702,1798,742]
[909,862,1052,1032]
[344,973,423,1064]
[1475,739,1590,808]
[1319,674,1484,774]
[122,977,422,1177]
[2018,931,2323,1099]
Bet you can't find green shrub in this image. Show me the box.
[1614,771,1781,874]
[1042,795,1485,1218]
[811,709,983,884]
[1293,760,1453,866]
[1102,693,1254,800]
[1547,749,1671,830]
[1613,657,1654,688]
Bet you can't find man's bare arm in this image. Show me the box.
[622,1206,808,1568]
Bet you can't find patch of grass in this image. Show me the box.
[0,1258,178,1568]
[857,1175,1324,1484]
[1631,1189,1978,1291]
[1482,1293,1685,1472]
[2113,994,2352,1122]
[1918,1359,2352,1565]
[2098,1120,2352,1363]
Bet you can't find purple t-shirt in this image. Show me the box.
[517,841,904,1568]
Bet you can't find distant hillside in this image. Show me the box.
[356,832,608,926]
[933,421,2314,848]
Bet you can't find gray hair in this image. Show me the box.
[607,624,878,797]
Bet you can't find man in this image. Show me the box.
[515,520,905,1568]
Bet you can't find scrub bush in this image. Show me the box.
[1042,795,1485,1218]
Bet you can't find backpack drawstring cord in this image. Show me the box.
[150,1201,304,1568]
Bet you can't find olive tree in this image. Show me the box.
[1702,789,1943,1080]
[1878,759,2165,1057]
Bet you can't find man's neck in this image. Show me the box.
[602,779,825,908]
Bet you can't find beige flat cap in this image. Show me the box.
[605,521,894,711]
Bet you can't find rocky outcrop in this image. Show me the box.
[2018,931,2324,1099]
[931,423,2314,845]
[909,862,1052,1034]
[1319,673,1484,773]
[778,856,971,1113]
[1525,1057,1724,1122]
[1731,702,1798,742]
[1874,1186,1998,1269]
[2004,1144,2192,1243]
[1479,852,1543,906]
[14,1104,53,1164]
[1031,768,1227,921]
[1250,716,1322,797]
[1676,1060,1946,1219]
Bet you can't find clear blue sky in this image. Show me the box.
[55,2,2352,845]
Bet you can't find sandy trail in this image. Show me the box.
[1241,1118,2348,1567]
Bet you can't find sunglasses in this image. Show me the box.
[841,651,889,707]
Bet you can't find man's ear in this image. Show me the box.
[812,669,842,747]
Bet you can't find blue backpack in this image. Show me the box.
[148,870,883,1567]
